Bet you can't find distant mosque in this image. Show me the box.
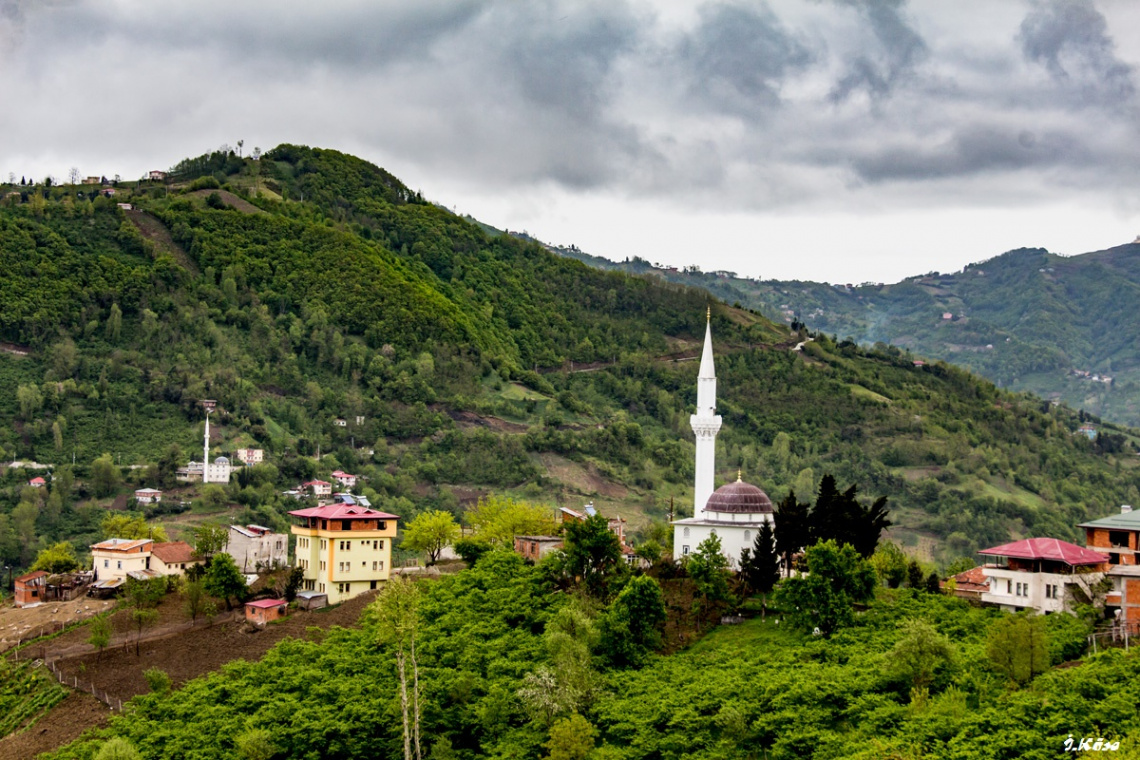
[672,312,774,567]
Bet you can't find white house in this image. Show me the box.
[149,541,202,576]
[331,470,357,489]
[302,480,332,498]
[979,538,1109,614]
[235,448,264,465]
[134,488,162,504]
[90,539,153,582]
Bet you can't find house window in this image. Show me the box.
[683,528,690,538]
[744,531,751,543]
[378,561,384,570]
[1045,585,1052,599]
[319,583,325,592]
[682,545,690,555]
[1007,579,1012,594]
[379,522,387,530]
[378,540,385,550]
[104,560,109,568]
[117,561,122,569]
[372,561,378,571]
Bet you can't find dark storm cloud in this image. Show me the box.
[1018,0,1134,105]
[849,126,1081,182]
[676,3,816,115]
[828,0,928,101]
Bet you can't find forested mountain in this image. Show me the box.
[551,240,1140,426]
[0,146,1137,576]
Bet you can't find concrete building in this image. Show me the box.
[1080,505,1139,566]
[979,538,1109,614]
[302,480,332,498]
[14,571,48,607]
[330,470,357,489]
[134,488,162,504]
[227,524,288,572]
[90,538,153,582]
[235,448,264,465]
[150,541,201,576]
[289,502,399,604]
[245,598,288,627]
[514,535,563,562]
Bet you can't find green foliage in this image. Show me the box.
[235,727,277,760]
[870,542,909,589]
[203,553,247,609]
[887,619,955,691]
[776,540,876,636]
[88,615,112,656]
[561,514,623,597]
[986,612,1051,686]
[31,540,79,573]
[192,524,228,561]
[90,453,120,497]
[466,496,558,547]
[544,713,596,760]
[687,534,732,622]
[453,537,492,566]
[93,737,141,760]
[740,521,780,602]
[143,668,171,696]
[597,575,666,668]
[101,514,168,543]
[402,510,460,564]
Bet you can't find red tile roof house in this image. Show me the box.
[330,470,357,489]
[150,541,202,576]
[245,598,288,627]
[28,477,46,488]
[14,571,48,607]
[302,480,332,498]
[980,538,1109,614]
[942,566,989,602]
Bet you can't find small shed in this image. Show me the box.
[245,598,288,626]
[295,590,328,610]
[14,571,48,607]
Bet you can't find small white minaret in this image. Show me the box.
[690,308,721,518]
[202,400,216,484]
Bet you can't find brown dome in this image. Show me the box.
[704,477,773,514]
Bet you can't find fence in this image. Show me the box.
[43,658,123,711]
[1087,620,1140,653]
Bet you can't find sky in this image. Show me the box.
[2,0,1139,283]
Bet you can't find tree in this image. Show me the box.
[740,522,780,617]
[906,559,925,589]
[986,613,1050,686]
[200,483,228,511]
[16,384,43,420]
[562,514,623,597]
[101,513,169,542]
[283,566,304,602]
[633,540,662,566]
[105,303,122,342]
[31,541,79,574]
[235,728,277,760]
[598,574,666,668]
[401,510,460,565]
[371,575,422,760]
[888,619,955,692]
[204,553,247,610]
[870,542,908,588]
[193,524,229,562]
[91,454,121,497]
[924,571,943,594]
[124,576,164,656]
[88,615,112,661]
[687,534,732,626]
[94,737,141,760]
[184,579,210,621]
[466,495,558,546]
[851,495,891,557]
[544,713,597,760]
[773,490,811,575]
[144,667,171,695]
[775,540,876,636]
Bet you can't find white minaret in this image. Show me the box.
[202,400,216,484]
[690,309,721,518]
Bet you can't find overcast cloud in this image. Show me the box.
[2,0,1139,282]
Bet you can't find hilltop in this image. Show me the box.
[551,240,1140,427]
[0,147,1137,574]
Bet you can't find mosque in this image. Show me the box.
[672,313,774,567]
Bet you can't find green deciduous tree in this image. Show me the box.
[466,495,558,546]
[598,574,666,668]
[204,553,247,610]
[371,575,422,760]
[888,619,955,692]
[91,453,121,498]
[776,539,876,636]
[544,713,596,760]
[193,524,229,562]
[101,513,169,542]
[402,510,460,565]
[986,613,1050,686]
[687,534,732,626]
[94,737,141,760]
[88,614,112,661]
[562,513,623,597]
[31,541,79,573]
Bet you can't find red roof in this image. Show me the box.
[245,598,287,609]
[15,570,48,584]
[302,480,330,487]
[29,477,45,485]
[289,503,399,521]
[151,541,196,564]
[979,538,1108,566]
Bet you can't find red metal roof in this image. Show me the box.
[288,503,399,520]
[245,598,287,609]
[28,477,45,485]
[301,480,331,487]
[979,538,1108,566]
[15,570,48,584]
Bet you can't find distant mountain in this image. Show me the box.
[543,239,1140,427]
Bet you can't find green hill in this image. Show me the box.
[0,148,1137,573]
[556,241,1140,427]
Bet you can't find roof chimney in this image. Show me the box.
[1123,505,1134,514]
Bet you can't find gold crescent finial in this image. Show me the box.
[707,305,711,321]
[737,469,742,482]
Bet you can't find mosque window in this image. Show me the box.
[683,527,690,538]
[744,530,751,542]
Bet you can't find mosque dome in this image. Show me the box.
[704,474,773,514]
[214,456,230,465]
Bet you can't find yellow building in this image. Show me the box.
[289,502,399,604]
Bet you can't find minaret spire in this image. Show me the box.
[690,309,721,519]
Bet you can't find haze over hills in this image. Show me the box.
[548,238,1140,428]
[0,145,1137,576]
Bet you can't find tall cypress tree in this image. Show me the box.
[774,490,811,575]
[746,522,781,618]
[810,474,842,543]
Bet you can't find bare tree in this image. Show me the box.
[68,167,81,185]
[371,576,422,760]
[7,172,14,184]
[237,139,244,158]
